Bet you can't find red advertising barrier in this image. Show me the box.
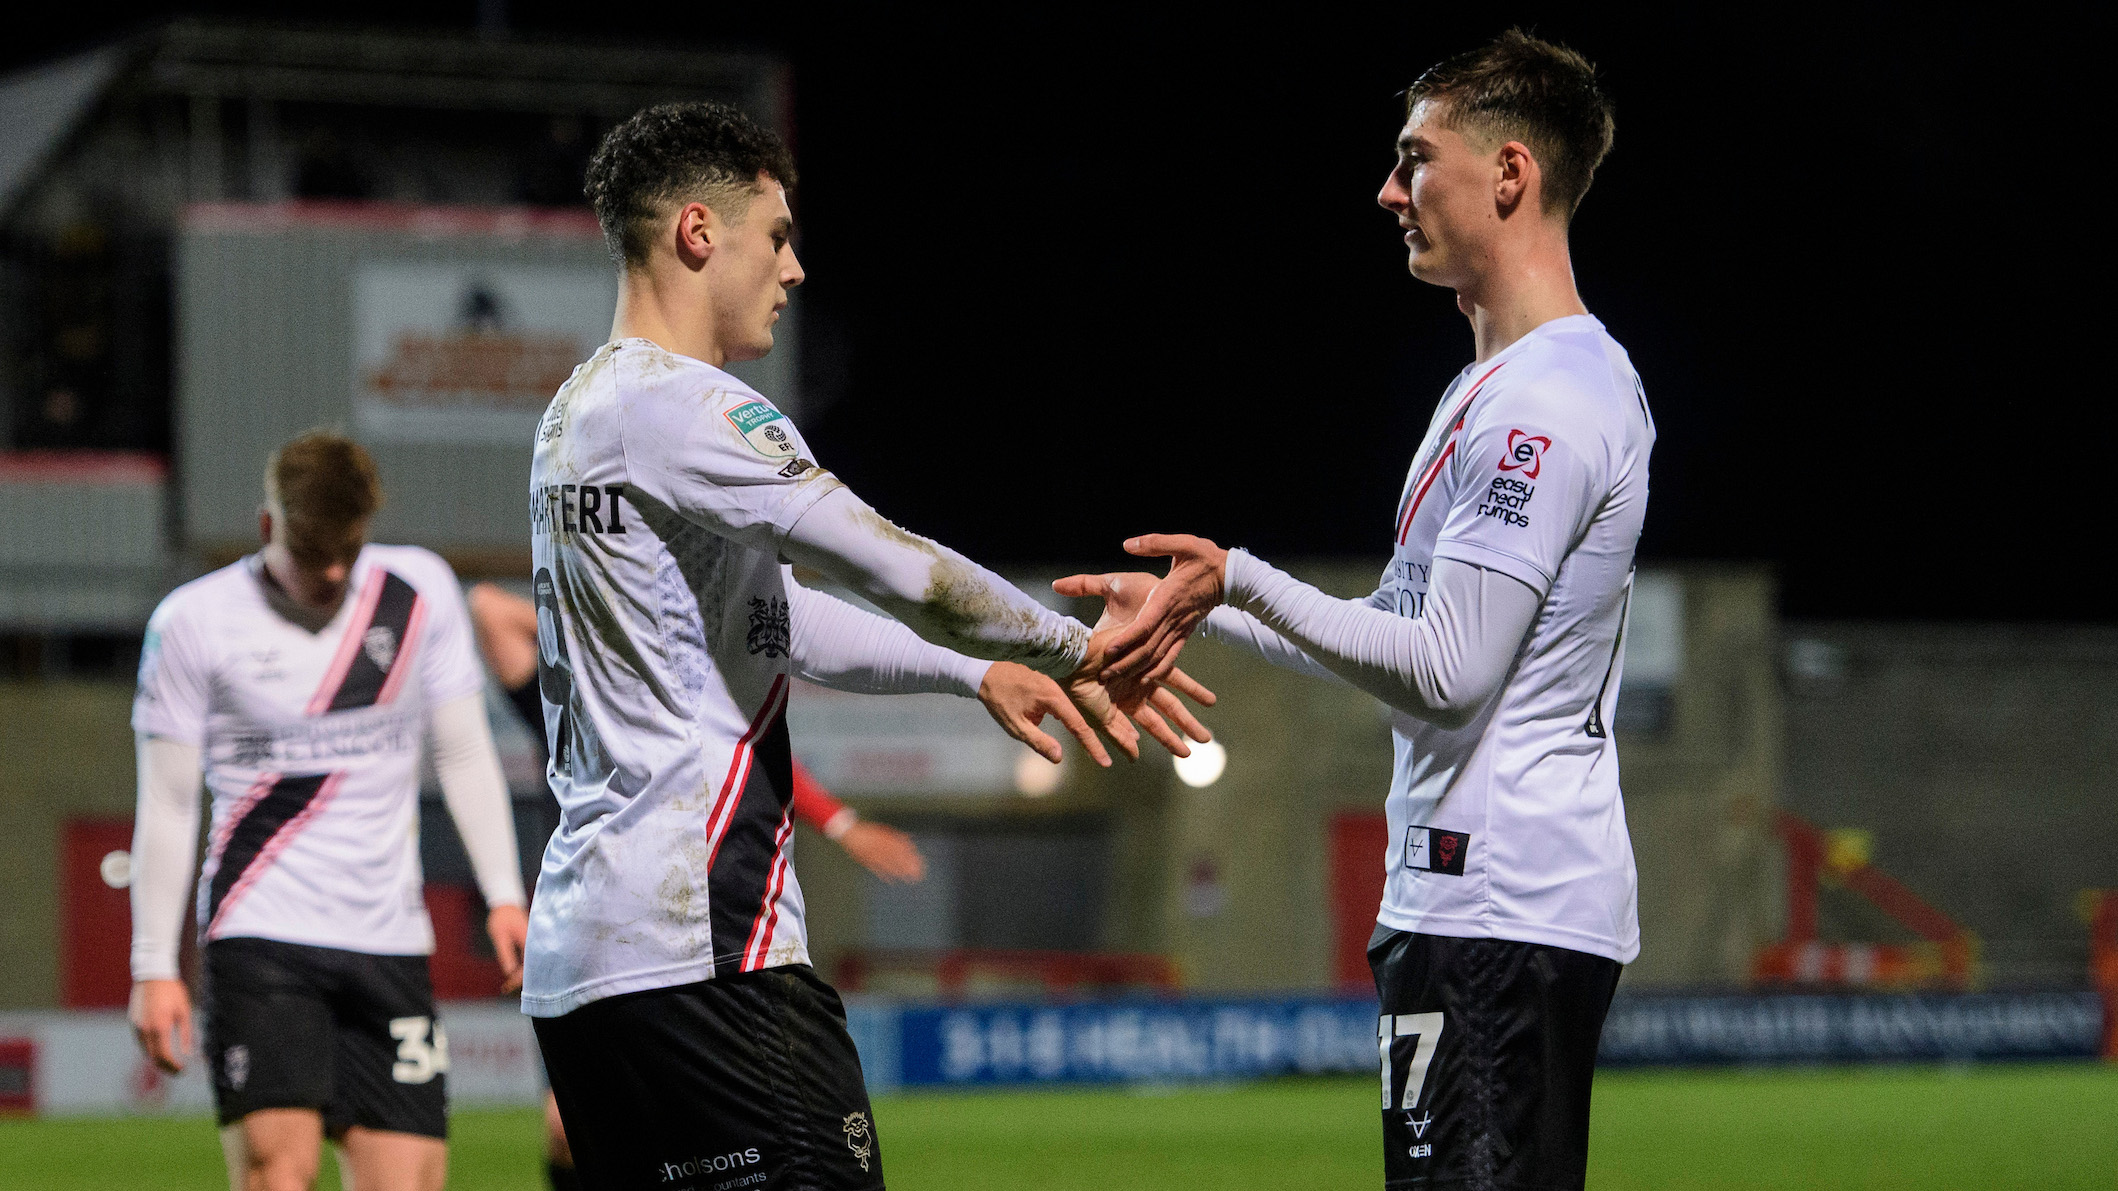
[1328,812,1391,993]
[60,819,137,1009]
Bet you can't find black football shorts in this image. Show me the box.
[534,964,883,1191]
[1369,928,1622,1190]
[201,936,448,1137]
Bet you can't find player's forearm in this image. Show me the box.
[781,486,1089,677]
[429,695,528,908]
[787,582,991,697]
[1222,551,1539,728]
[1199,606,1347,686]
[130,735,203,983]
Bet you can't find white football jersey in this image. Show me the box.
[1376,314,1653,963]
[521,339,846,1018]
[132,546,486,955]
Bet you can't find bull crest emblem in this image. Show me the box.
[842,1111,872,1172]
[363,625,398,671]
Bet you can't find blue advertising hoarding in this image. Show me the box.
[846,990,2103,1093]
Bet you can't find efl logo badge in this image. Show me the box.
[724,398,800,459]
[1404,826,1470,876]
[1498,429,1550,479]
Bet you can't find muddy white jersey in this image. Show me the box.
[131,546,485,956]
[521,339,847,1018]
[1376,314,1653,964]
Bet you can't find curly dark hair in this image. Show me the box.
[584,101,798,268]
[1407,30,1614,221]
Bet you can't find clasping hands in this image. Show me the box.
[1062,576,1218,758]
[1069,534,1229,685]
[974,566,1220,768]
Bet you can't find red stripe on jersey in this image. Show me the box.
[206,771,346,938]
[742,810,798,970]
[1397,440,1457,544]
[305,571,387,716]
[1394,361,1509,545]
[700,676,791,900]
[372,595,427,706]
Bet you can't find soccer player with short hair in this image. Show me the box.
[128,432,529,1191]
[465,581,927,1191]
[1074,31,1650,1190]
[525,101,1209,1189]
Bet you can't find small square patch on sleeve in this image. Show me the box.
[723,399,800,460]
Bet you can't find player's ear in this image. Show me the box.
[257,506,273,547]
[1494,142,1534,216]
[673,201,715,267]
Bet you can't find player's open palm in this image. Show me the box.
[978,661,1118,767]
[128,978,194,1075]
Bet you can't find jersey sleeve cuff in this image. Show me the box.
[1430,540,1554,599]
[1221,547,1273,611]
[130,951,180,983]
[822,807,859,840]
[946,656,994,699]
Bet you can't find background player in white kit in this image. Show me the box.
[1070,32,1649,1191]
[127,433,529,1191]
[526,103,1211,1190]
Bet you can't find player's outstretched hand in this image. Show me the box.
[1054,571,1219,757]
[128,978,194,1075]
[1095,534,1229,682]
[980,661,1116,767]
[840,821,927,884]
[487,903,529,995]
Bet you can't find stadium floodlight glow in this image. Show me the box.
[1014,750,1064,797]
[1171,740,1227,788]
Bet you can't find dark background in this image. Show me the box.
[11,3,2109,620]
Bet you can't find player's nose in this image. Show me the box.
[1378,173,1409,212]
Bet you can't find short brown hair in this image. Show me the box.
[585,101,798,269]
[1407,30,1615,221]
[265,431,382,562]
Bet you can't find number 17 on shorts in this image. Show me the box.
[1380,1012,1444,1160]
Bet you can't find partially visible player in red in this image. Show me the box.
[465,582,923,1189]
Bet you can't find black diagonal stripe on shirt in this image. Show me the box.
[206,773,333,927]
[325,572,421,713]
[709,709,794,969]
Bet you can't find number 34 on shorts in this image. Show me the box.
[1379,1011,1444,1110]
[389,1015,450,1085]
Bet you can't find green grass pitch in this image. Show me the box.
[2,1064,2112,1189]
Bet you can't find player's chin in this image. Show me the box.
[726,332,777,363]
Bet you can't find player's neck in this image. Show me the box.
[1457,233,1588,363]
[254,551,344,632]
[610,268,728,367]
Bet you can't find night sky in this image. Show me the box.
[14,4,2109,621]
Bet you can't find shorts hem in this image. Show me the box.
[215,1097,329,1129]
[521,953,814,1018]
